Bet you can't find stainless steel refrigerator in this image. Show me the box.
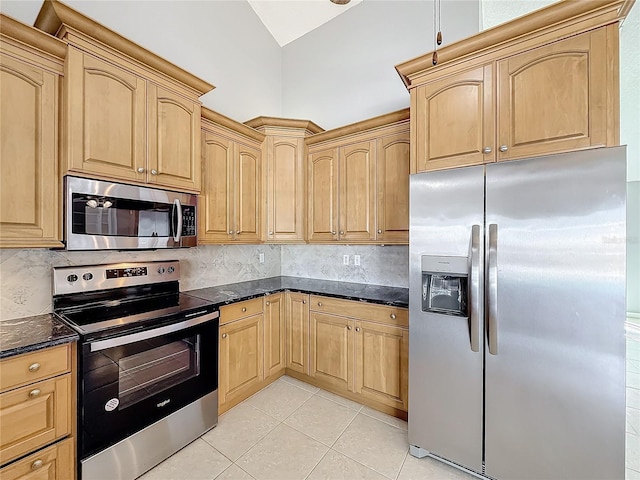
[408,146,627,479]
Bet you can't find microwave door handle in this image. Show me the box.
[173,199,183,243]
[469,224,481,353]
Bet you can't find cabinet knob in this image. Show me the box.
[355,327,361,332]
[499,145,508,152]
[222,333,228,338]
[137,167,145,173]
[28,362,40,372]
[390,313,396,320]
[31,460,43,470]
[29,389,41,398]
[347,325,352,330]
[317,302,322,307]
[236,230,241,235]
[269,231,274,235]
[266,301,270,306]
[242,307,247,312]
[151,169,158,175]
[377,229,382,234]
[339,231,344,235]
[331,231,336,235]
[302,300,307,304]
[228,230,234,235]
[483,146,492,154]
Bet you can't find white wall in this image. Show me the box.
[281,0,480,130]
[0,0,283,122]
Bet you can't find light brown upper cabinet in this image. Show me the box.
[199,109,264,244]
[245,117,323,243]
[396,0,629,173]
[0,15,65,248]
[306,110,410,244]
[35,0,213,192]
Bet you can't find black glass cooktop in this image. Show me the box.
[57,292,217,338]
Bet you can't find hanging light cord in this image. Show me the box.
[433,0,442,65]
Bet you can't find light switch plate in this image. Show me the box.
[343,255,349,265]
[354,255,361,266]
[259,253,265,264]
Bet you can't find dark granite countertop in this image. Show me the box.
[0,313,79,359]
[187,276,409,308]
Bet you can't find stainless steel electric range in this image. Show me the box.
[53,261,219,480]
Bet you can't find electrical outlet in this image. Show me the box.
[343,255,349,265]
[259,253,265,264]
[354,254,361,266]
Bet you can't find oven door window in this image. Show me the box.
[118,336,200,409]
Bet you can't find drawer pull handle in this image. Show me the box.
[355,327,361,332]
[266,301,270,306]
[29,389,41,398]
[347,325,352,331]
[222,333,228,338]
[31,460,43,470]
[28,363,40,372]
[242,307,247,312]
[390,314,396,320]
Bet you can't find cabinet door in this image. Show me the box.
[339,140,376,242]
[497,28,608,161]
[198,131,234,243]
[66,48,146,182]
[376,132,410,243]
[415,65,494,172]
[235,142,262,243]
[0,437,74,480]
[148,85,201,192]
[219,314,264,407]
[285,292,309,375]
[0,54,60,247]
[307,148,339,242]
[266,137,305,242]
[0,375,71,465]
[354,321,408,411]
[309,312,353,392]
[264,293,285,378]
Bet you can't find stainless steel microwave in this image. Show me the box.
[65,176,197,250]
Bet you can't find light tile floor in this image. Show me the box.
[138,376,474,480]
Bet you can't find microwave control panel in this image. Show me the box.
[182,206,196,236]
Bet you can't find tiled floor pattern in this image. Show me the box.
[139,343,640,480]
[138,376,474,480]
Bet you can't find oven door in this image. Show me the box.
[79,314,218,459]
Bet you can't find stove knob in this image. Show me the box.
[67,274,78,283]
[157,267,166,274]
[82,273,93,281]
[167,266,175,274]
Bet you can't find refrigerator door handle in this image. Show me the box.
[488,223,499,355]
[469,224,481,352]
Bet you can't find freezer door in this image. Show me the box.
[484,147,626,479]
[409,166,484,473]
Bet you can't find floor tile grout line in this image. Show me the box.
[394,449,410,480]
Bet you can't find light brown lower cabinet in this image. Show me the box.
[0,438,74,480]
[218,293,408,419]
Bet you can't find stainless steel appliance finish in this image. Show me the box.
[53,261,219,480]
[81,390,218,480]
[65,176,197,250]
[409,147,627,479]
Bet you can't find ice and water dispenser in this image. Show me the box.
[421,255,469,317]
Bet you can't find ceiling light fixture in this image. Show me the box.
[330,0,351,4]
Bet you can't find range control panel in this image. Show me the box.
[53,261,180,296]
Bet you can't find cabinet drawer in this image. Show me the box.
[309,296,408,327]
[0,345,70,392]
[0,375,72,466]
[0,437,74,480]
[220,298,264,325]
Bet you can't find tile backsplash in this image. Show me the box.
[0,244,409,321]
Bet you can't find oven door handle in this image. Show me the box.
[90,311,219,352]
